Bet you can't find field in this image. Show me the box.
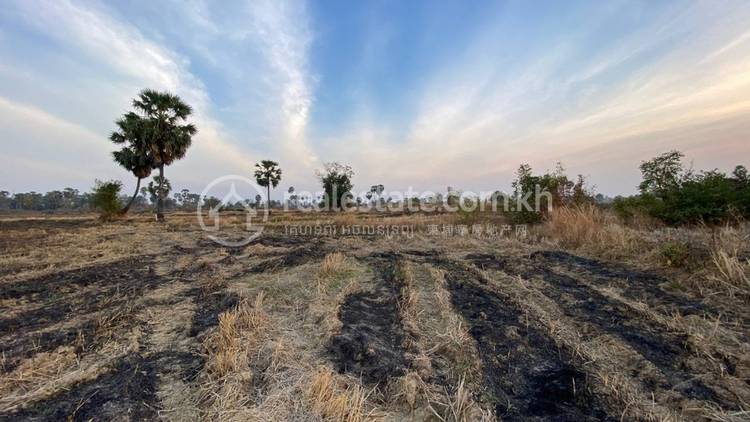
[1,211,749,421]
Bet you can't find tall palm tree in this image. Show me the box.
[110,112,153,214]
[254,160,282,212]
[132,89,197,221]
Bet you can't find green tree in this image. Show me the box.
[733,165,748,183]
[638,150,684,197]
[203,196,221,209]
[147,176,171,204]
[131,89,197,221]
[91,180,123,220]
[0,191,10,210]
[253,160,282,211]
[317,163,354,211]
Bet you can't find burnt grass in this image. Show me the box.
[328,252,409,385]
[468,252,731,408]
[529,251,716,316]
[187,286,241,337]
[247,243,327,273]
[2,353,159,421]
[431,258,613,421]
[0,257,160,373]
[0,255,157,302]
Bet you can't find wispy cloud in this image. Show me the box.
[244,0,317,178]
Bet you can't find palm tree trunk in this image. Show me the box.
[156,165,165,222]
[266,184,271,215]
[121,177,141,214]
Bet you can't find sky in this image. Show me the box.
[1,0,749,198]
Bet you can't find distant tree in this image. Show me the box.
[369,184,385,207]
[615,152,750,225]
[131,89,197,221]
[91,180,123,220]
[287,186,298,209]
[638,150,684,197]
[254,160,282,211]
[317,163,354,211]
[733,165,748,183]
[0,191,9,210]
[62,188,79,209]
[255,194,262,208]
[203,196,221,209]
[43,190,65,210]
[147,176,171,204]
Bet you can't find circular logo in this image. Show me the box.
[196,175,269,247]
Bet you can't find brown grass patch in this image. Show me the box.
[708,227,750,296]
[306,367,368,422]
[316,252,355,295]
[542,205,641,257]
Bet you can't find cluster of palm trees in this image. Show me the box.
[111,89,287,220]
[110,89,196,221]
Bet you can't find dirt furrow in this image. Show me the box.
[429,258,613,421]
[328,252,409,385]
[469,252,738,409]
[529,251,742,320]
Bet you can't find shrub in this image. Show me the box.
[619,152,750,226]
[509,162,594,224]
[91,180,123,220]
[658,241,690,268]
[612,194,662,223]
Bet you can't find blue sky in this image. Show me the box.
[1,0,749,197]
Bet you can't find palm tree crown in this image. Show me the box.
[130,89,197,221]
[132,89,197,167]
[254,160,282,210]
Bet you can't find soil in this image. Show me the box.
[429,257,614,421]
[328,252,409,384]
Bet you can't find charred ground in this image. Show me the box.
[0,213,748,421]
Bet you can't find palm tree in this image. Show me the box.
[254,160,282,212]
[132,89,197,221]
[110,112,153,214]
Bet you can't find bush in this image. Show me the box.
[91,180,123,220]
[658,241,690,268]
[619,153,750,226]
[508,163,594,224]
[612,194,662,223]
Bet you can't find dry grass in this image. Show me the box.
[541,205,641,257]
[708,227,750,296]
[4,212,748,420]
[319,252,347,278]
[440,376,493,422]
[306,367,369,422]
[397,261,420,330]
[206,293,268,378]
[0,347,77,398]
[317,252,354,294]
